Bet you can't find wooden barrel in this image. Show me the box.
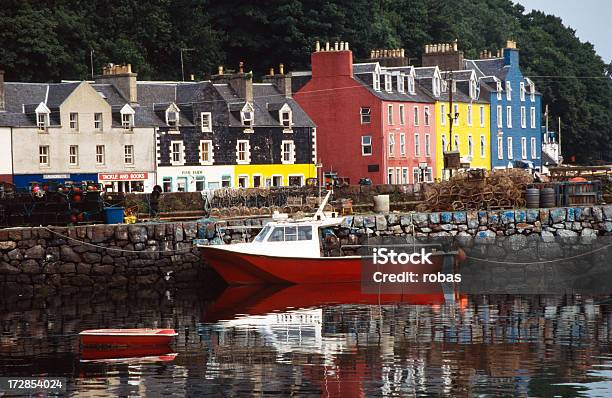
[540,187,556,208]
[526,188,540,209]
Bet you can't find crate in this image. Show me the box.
[561,181,601,206]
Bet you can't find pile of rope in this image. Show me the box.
[420,169,534,212]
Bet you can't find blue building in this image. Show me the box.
[465,40,542,170]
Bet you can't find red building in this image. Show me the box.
[293,43,436,185]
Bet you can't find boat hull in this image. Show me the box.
[200,246,447,285]
[79,329,177,346]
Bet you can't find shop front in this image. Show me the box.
[98,172,156,193]
[12,173,99,189]
[234,164,317,188]
[156,166,236,192]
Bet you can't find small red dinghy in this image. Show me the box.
[79,328,177,346]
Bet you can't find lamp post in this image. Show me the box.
[180,48,195,81]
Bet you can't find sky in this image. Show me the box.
[516,0,611,62]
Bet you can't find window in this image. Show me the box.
[281,140,295,164]
[497,81,502,100]
[360,107,371,124]
[122,113,133,130]
[468,135,473,157]
[253,175,262,187]
[201,112,212,132]
[480,136,486,158]
[221,175,232,187]
[200,140,213,164]
[531,137,537,159]
[241,103,254,127]
[196,176,206,191]
[453,104,459,126]
[280,107,292,128]
[424,107,430,126]
[413,107,419,126]
[387,168,393,184]
[433,75,441,97]
[467,104,472,126]
[507,137,513,159]
[454,134,460,152]
[171,141,183,164]
[441,134,447,153]
[402,168,408,184]
[530,107,536,128]
[162,177,172,192]
[480,106,485,127]
[387,104,393,124]
[373,72,381,91]
[521,137,527,159]
[520,82,525,101]
[39,146,49,166]
[408,76,415,94]
[425,134,431,157]
[440,104,446,125]
[399,105,405,125]
[68,145,78,165]
[425,167,433,182]
[94,113,103,131]
[272,175,283,187]
[238,175,248,188]
[395,168,401,185]
[37,113,48,131]
[237,140,250,163]
[298,226,312,241]
[385,74,392,92]
[413,168,421,184]
[288,176,303,186]
[399,133,406,156]
[497,136,503,160]
[388,133,395,156]
[520,106,526,128]
[69,113,78,130]
[124,145,134,165]
[397,75,404,93]
[96,145,105,165]
[167,108,179,129]
[530,84,535,102]
[506,81,512,101]
[414,133,420,156]
[361,135,372,156]
[469,79,477,99]
[497,105,503,128]
[506,106,512,128]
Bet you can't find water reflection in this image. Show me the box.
[0,286,610,397]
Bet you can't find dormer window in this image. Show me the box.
[35,102,50,132]
[373,72,381,91]
[241,103,254,128]
[201,112,212,132]
[520,82,525,101]
[119,104,135,130]
[165,104,180,130]
[496,81,502,100]
[506,81,512,100]
[432,75,441,97]
[384,74,392,92]
[451,80,457,93]
[279,104,292,129]
[397,75,404,93]
[469,79,477,99]
[529,82,535,102]
[408,76,415,94]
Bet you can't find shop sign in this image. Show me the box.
[43,174,70,179]
[98,172,149,181]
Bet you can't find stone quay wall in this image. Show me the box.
[2,205,612,298]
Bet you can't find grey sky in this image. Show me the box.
[516,0,611,62]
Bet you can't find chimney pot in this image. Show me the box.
[239,61,244,74]
[218,65,224,75]
[325,42,330,51]
[334,41,338,51]
[190,74,195,81]
[345,42,349,50]
[453,40,458,51]
[340,41,344,50]
[315,41,320,52]
[269,67,274,76]
[370,50,374,58]
[400,49,405,57]
[279,63,284,74]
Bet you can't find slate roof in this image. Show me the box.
[464,58,508,80]
[353,63,378,74]
[46,83,80,108]
[414,67,437,79]
[441,70,474,81]
[3,83,48,113]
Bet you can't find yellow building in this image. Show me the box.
[234,164,317,188]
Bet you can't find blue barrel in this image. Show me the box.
[104,207,124,224]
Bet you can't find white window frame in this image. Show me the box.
[453,104,459,126]
[387,168,394,184]
[384,74,392,92]
[373,72,381,91]
[467,104,472,126]
[424,107,430,126]
[506,81,512,101]
[170,140,184,165]
[94,113,103,131]
[399,105,405,125]
[388,133,395,157]
[480,135,486,158]
[397,75,404,93]
[521,106,526,128]
[412,167,421,184]
[479,106,485,127]
[454,134,460,152]
[507,137,513,159]
[124,145,134,165]
[360,107,371,124]
[467,135,473,158]
[166,105,180,129]
[279,104,292,129]
[401,167,409,184]
[237,175,249,188]
[414,133,420,156]
[496,81,502,100]
[413,107,419,126]
[530,107,536,129]
[37,113,48,131]
[408,76,415,94]
[387,104,393,125]
[96,145,105,165]
[395,168,401,186]
[506,106,512,128]
[497,105,502,128]
[441,134,447,153]
[531,137,537,159]
[122,113,134,130]
[236,140,251,164]
[440,104,446,125]
[425,134,431,157]
[497,136,503,160]
[399,133,406,156]
[521,137,527,159]
[361,135,372,156]
[241,103,254,128]
[530,84,535,102]
[200,112,212,132]
[68,145,79,166]
[69,112,78,130]
[39,145,49,167]
[281,140,295,164]
[199,140,214,165]
[425,167,433,182]
[520,82,525,101]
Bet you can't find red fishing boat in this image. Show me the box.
[79,328,177,346]
[198,192,461,285]
[80,346,177,363]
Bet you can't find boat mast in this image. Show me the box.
[314,190,332,220]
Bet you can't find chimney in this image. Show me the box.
[95,63,138,104]
[421,41,464,71]
[311,40,353,78]
[0,70,4,111]
[263,64,292,98]
[211,63,253,102]
[503,40,519,67]
[369,47,410,67]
